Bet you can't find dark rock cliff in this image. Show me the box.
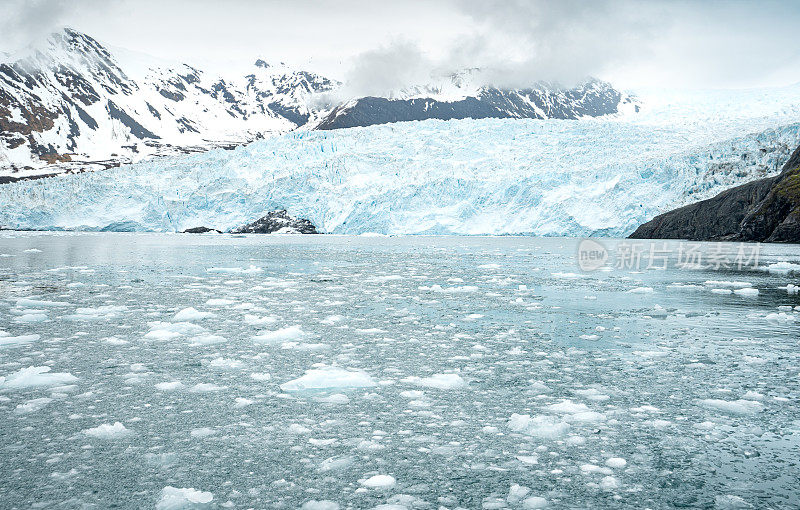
[629,144,800,242]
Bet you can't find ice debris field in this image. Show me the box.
[1,233,799,508]
[3,85,800,235]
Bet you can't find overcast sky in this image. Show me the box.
[2,0,800,91]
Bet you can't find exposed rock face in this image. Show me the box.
[229,210,318,234]
[316,79,630,130]
[182,226,221,234]
[629,144,800,242]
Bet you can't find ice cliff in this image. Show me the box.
[2,84,800,236]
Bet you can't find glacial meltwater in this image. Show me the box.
[1,233,799,509]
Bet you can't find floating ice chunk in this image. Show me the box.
[253,326,306,344]
[156,381,184,391]
[704,280,752,288]
[760,262,800,275]
[733,287,759,297]
[234,397,253,407]
[605,457,627,468]
[190,383,225,392]
[206,298,235,306]
[173,307,215,321]
[289,423,311,434]
[551,272,586,279]
[711,288,732,295]
[15,298,69,307]
[188,334,226,346]
[144,329,183,341]
[145,321,207,340]
[581,464,613,475]
[580,334,599,340]
[599,476,620,490]
[83,422,131,439]
[15,397,52,414]
[360,474,396,489]
[318,455,355,472]
[280,366,377,392]
[14,313,48,323]
[529,381,551,393]
[508,414,570,439]
[783,284,799,294]
[420,284,478,293]
[546,400,590,414]
[23,248,42,253]
[507,484,531,503]
[301,501,340,510]
[628,286,654,293]
[207,265,261,274]
[250,372,271,381]
[522,496,549,509]
[156,486,213,509]
[574,388,609,401]
[190,427,217,438]
[765,312,795,324]
[742,391,764,401]
[320,314,343,325]
[1,366,77,389]
[714,495,752,509]
[207,357,242,369]
[0,334,40,348]
[667,283,704,291]
[282,342,330,351]
[699,399,763,415]
[355,328,386,334]
[369,274,403,282]
[66,305,127,320]
[401,373,466,389]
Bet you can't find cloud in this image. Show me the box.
[335,0,665,97]
[0,0,109,54]
[335,0,800,94]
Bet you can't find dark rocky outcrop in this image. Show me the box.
[182,226,221,234]
[629,144,800,242]
[229,210,318,234]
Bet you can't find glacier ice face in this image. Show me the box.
[2,84,800,236]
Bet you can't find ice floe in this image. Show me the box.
[82,422,131,439]
[280,366,377,391]
[156,487,213,509]
[1,366,77,389]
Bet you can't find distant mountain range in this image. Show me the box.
[0,28,635,180]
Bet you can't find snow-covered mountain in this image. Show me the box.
[3,82,800,235]
[0,28,335,179]
[0,28,632,181]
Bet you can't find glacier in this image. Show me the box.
[2,84,800,236]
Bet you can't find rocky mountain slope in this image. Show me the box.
[0,28,335,180]
[315,78,633,130]
[1,29,633,181]
[629,144,800,242]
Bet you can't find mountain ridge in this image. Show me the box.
[1,28,632,180]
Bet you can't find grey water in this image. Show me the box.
[1,233,799,509]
